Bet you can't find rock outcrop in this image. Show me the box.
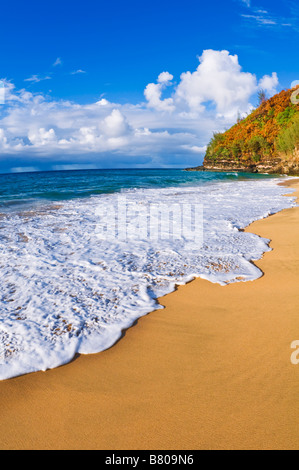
[187,87,299,175]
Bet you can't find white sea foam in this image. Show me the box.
[0,177,296,379]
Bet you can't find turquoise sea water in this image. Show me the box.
[0,169,276,210]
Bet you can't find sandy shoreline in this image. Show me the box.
[1,179,299,450]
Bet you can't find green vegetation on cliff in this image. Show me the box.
[203,87,299,174]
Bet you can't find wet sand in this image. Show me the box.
[1,180,299,450]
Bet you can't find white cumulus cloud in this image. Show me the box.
[174,50,257,117]
[144,72,175,112]
[0,50,280,169]
[101,109,132,137]
[258,72,279,95]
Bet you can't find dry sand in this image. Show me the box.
[1,180,299,450]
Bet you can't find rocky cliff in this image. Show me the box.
[188,86,299,175]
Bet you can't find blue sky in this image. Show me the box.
[0,0,298,172]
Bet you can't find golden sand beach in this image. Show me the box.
[1,180,299,450]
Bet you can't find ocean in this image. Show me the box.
[0,169,296,379]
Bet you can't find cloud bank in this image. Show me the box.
[0,50,279,170]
